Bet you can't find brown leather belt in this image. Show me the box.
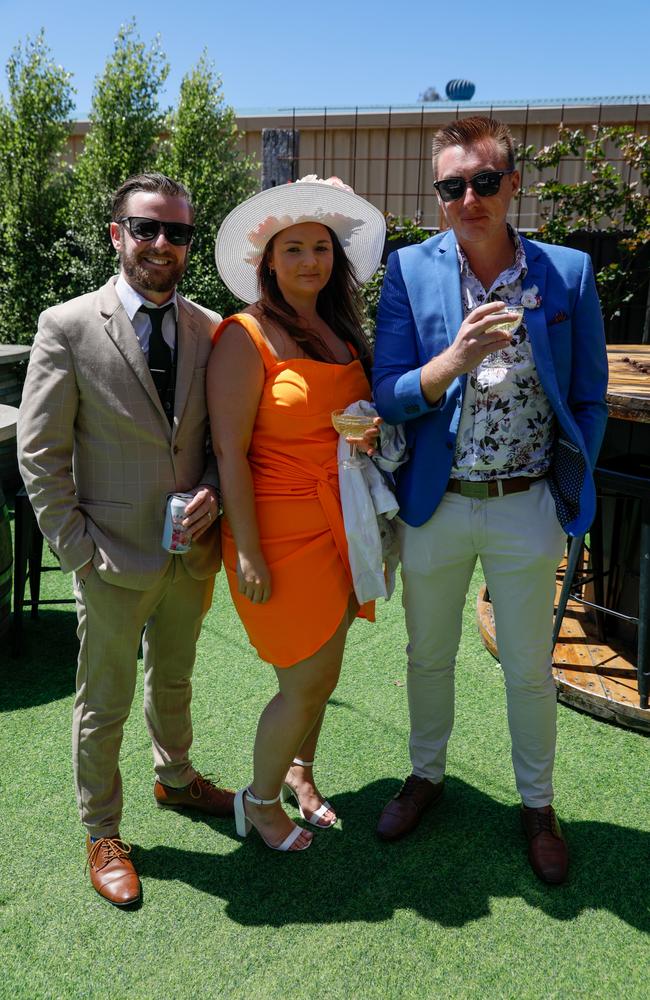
[446,476,545,499]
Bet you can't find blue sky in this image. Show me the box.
[0,0,648,116]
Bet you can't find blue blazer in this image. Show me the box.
[372,230,609,537]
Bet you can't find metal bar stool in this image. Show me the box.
[12,486,75,656]
[0,481,12,639]
[553,455,650,709]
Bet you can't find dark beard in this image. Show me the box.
[121,247,186,294]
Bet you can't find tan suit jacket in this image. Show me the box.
[18,276,222,590]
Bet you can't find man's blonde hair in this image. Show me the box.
[431,116,515,178]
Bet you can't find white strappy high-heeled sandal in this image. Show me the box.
[234,786,312,852]
[281,758,337,829]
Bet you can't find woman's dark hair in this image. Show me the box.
[256,227,373,378]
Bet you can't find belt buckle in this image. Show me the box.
[459,481,490,499]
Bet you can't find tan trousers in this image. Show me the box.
[72,559,215,838]
[398,480,567,808]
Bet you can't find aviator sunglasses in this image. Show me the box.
[433,169,515,203]
[117,216,195,246]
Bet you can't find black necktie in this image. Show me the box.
[142,303,175,424]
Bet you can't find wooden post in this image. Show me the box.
[262,129,299,189]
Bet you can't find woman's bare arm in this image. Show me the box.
[207,323,271,603]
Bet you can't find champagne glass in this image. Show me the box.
[482,305,525,370]
[331,409,375,469]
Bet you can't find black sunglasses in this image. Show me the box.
[117,216,195,246]
[433,169,515,203]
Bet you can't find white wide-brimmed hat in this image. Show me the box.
[215,175,386,304]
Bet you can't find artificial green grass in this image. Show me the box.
[1,520,649,1000]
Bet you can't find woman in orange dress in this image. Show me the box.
[209,177,385,852]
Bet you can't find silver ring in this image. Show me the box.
[207,511,211,521]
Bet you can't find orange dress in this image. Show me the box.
[213,313,374,667]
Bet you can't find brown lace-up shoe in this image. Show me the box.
[154,773,235,817]
[376,774,444,841]
[85,836,141,906]
[521,805,569,884]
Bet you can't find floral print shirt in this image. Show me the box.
[451,228,555,481]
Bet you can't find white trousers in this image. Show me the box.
[397,480,566,808]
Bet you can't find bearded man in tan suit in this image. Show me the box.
[18,173,233,908]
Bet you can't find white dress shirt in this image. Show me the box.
[115,273,179,357]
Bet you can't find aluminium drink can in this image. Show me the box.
[162,491,194,553]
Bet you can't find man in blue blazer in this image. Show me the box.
[373,116,608,883]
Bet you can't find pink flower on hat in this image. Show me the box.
[296,174,355,195]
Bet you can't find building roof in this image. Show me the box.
[235,96,650,117]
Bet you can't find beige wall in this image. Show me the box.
[67,101,650,231]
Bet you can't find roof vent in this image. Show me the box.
[445,80,476,101]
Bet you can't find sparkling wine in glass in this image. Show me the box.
[331,409,375,469]
[482,305,525,369]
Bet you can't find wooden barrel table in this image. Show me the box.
[0,345,30,405]
[477,345,650,732]
[605,344,650,423]
[0,404,19,638]
[0,345,30,488]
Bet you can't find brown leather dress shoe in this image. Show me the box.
[154,773,235,817]
[521,805,569,884]
[86,836,141,907]
[377,774,444,841]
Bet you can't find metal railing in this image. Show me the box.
[251,100,650,232]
